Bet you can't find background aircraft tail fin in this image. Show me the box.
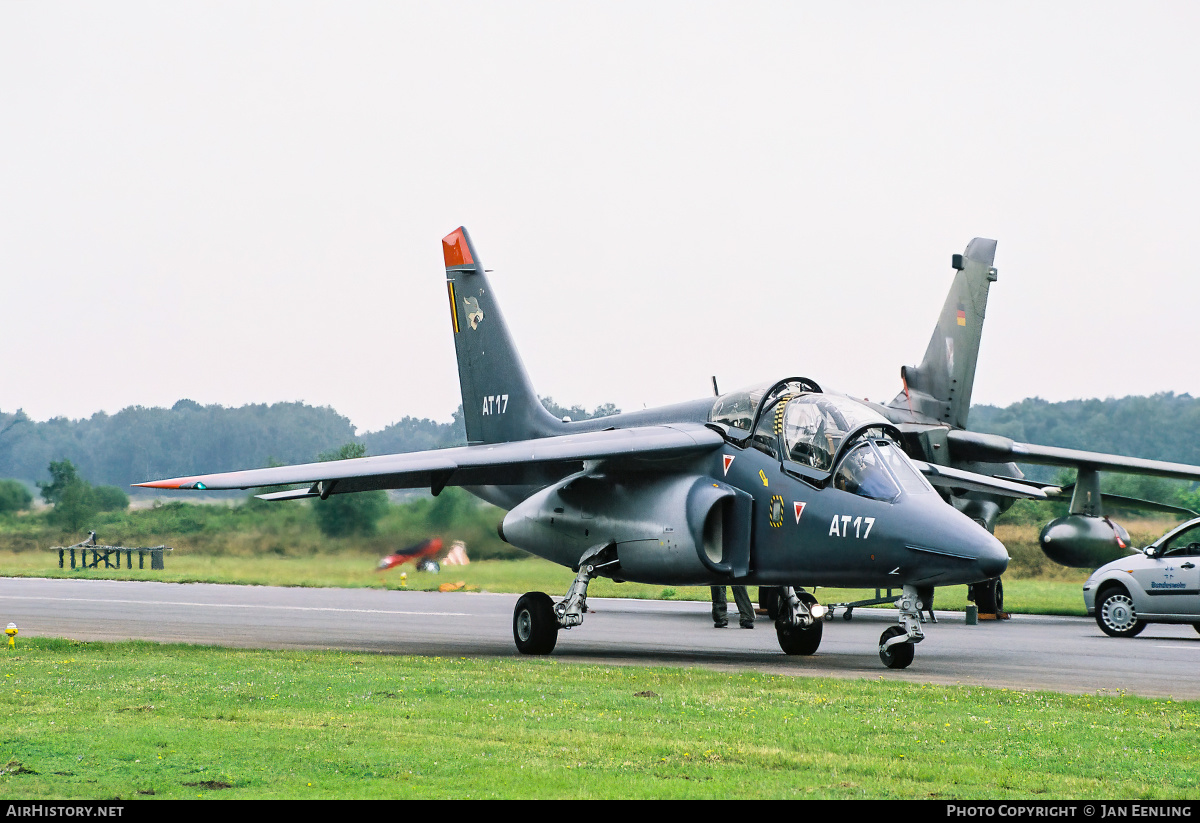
[442,227,562,445]
[889,238,997,429]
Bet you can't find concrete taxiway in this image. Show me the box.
[3,577,1198,699]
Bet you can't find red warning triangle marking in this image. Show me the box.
[793,501,806,523]
[722,455,734,475]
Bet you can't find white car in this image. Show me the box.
[1084,517,1200,637]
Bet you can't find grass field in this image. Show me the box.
[0,516,1183,799]
[2,638,1198,800]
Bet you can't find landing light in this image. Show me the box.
[810,604,828,620]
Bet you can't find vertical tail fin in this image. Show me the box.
[889,238,998,429]
[442,227,562,445]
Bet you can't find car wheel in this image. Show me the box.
[1095,588,1146,638]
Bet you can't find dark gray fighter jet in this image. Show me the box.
[870,240,1200,613]
[139,228,1121,669]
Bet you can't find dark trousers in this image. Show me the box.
[711,585,754,626]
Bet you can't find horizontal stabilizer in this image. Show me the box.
[136,424,724,495]
[912,460,1049,499]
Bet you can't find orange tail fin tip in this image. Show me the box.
[442,227,474,268]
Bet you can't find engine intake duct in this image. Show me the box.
[500,472,753,585]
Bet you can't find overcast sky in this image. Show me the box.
[2,2,1198,433]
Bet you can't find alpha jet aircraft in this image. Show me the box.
[139,228,1050,669]
[869,239,1200,611]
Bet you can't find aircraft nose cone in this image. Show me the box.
[975,530,1010,580]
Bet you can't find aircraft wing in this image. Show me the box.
[1036,483,1199,517]
[135,423,725,498]
[911,460,1049,499]
[946,430,1200,482]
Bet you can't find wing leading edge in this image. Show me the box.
[135,423,725,498]
[946,429,1200,482]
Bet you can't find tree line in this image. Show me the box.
[0,397,618,494]
[3,392,1199,508]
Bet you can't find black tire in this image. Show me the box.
[775,591,822,655]
[776,619,823,655]
[759,587,782,621]
[1193,624,1200,636]
[878,626,915,669]
[1095,588,1146,638]
[513,592,559,654]
[971,578,1004,614]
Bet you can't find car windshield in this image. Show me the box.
[1156,522,1200,556]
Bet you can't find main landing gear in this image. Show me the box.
[512,544,616,656]
[513,559,925,670]
[773,587,826,656]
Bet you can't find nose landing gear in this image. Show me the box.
[878,585,925,669]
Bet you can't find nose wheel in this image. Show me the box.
[877,585,925,669]
[878,626,914,668]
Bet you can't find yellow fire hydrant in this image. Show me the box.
[400,572,407,588]
[5,623,16,650]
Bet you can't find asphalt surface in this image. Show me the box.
[4,576,1200,699]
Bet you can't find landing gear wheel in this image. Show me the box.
[1096,589,1146,638]
[775,591,823,655]
[759,587,782,621]
[878,626,915,669]
[513,592,559,654]
[776,619,823,655]
[970,578,1004,614]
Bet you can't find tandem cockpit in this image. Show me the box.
[708,378,935,502]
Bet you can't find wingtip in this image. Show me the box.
[442,227,475,268]
[133,479,207,490]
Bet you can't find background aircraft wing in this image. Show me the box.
[911,460,1049,499]
[136,423,724,498]
[946,430,1200,482]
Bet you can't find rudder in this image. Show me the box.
[443,227,562,445]
[889,238,998,429]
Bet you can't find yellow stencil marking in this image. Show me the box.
[447,282,460,334]
[768,495,784,528]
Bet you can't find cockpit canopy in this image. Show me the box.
[711,385,933,503]
[708,378,822,433]
[781,393,889,472]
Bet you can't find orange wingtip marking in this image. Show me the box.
[442,228,474,268]
[134,479,199,489]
